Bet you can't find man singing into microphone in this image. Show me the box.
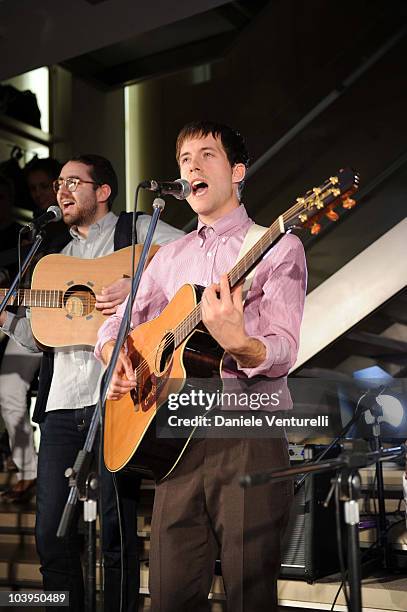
[0,153,183,611]
[96,122,307,611]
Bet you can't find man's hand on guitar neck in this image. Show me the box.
[100,339,137,400]
[202,274,266,369]
[95,277,132,315]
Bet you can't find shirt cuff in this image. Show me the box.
[237,335,292,378]
[94,317,122,361]
[1,311,16,334]
[235,335,272,377]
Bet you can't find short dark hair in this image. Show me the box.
[175,120,250,197]
[69,154,118,210]
[24,157,62,181]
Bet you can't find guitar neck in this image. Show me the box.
[0,288,63,308]
[173,218,285,347]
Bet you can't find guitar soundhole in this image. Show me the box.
[63,284,96,317]
[155,332,175,375]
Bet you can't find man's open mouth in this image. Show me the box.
[191,180,208,196]
[61,200,75,210]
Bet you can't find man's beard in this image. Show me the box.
[64,199,98,227]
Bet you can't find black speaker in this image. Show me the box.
[280,446,343,582]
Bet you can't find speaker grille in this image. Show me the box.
[280,448,343,581]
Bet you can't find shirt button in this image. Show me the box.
[207,252,212,257]
[222,237,227,243]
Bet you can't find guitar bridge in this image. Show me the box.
[130,388,139,411]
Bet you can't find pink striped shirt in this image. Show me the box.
[95,205,307,378]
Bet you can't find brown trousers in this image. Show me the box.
[149,437,293,612]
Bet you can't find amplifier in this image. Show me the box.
[280,444,343,582]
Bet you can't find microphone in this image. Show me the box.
[22,205,63,232]
[140,178,191,200]
[359,385,387,422]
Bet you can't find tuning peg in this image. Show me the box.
[342,197,356,209]
[311,222,321,235]
[325,210,339,222]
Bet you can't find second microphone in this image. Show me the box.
[140,179,191,200]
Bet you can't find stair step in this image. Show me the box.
[0,472,18,488]
[0,542,38,563]
[0,531,36,545]
[0,582,42,589]
[0,507,35,530]
[0,543,41,585]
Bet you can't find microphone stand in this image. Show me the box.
[56,196,166,612]
[241,441,405,612]
[369,401,391,569]
[0,231,45,315]
[293,393,370,494]
[294,386,392,572]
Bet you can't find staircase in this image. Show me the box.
[0,473,40,591]
[0,473,153,610]
[293,218,407,373]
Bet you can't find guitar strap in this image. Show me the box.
[236,223,269,302]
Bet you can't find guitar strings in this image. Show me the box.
[5,289,97,309]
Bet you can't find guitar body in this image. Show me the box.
[28,245,158,348]
[104,284,223,481]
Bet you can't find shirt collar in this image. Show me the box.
[69,211,117,240]
[197,204,250,238]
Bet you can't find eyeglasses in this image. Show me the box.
[53,177,100,193]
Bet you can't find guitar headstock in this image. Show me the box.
[285,168,360,235]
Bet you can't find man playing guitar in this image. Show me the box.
[96,122,307,611]
[0,153,183,611]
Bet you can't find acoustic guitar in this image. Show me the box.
[103,169,359,481]
[0,245,159,348]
